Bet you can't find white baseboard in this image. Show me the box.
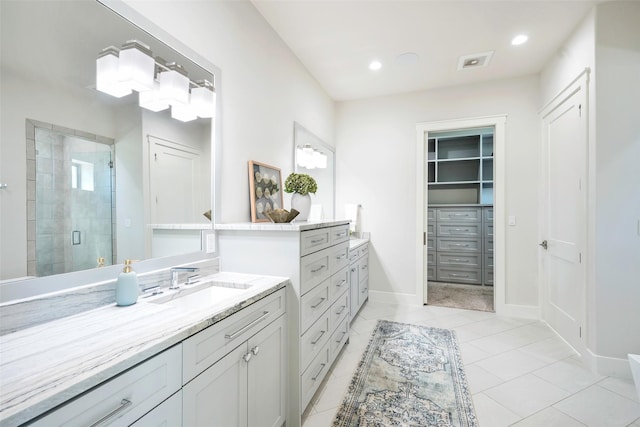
[583,349,633,379]
[496,303,540,320]
[368,290,423,307]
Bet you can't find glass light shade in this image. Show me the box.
[158,65,190,106]
[96,47,132,98]
[118,40,155,92]
[191,84,216,118]
[139,81,169,112]
[302,146,315,169]
[171,102,198,122]
[296,146,306,167]
[314,151,328,169]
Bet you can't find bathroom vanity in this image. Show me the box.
[216,220,360,425]
[0,273,288,427]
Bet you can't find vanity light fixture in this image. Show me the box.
[118,40,155,92]
[296,145,328,169]
[511,34,529,46]
[158,62,190,107]
[190,80,216,119]
[139,80,170,112]
[96,46,132,98]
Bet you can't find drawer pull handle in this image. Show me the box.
[336,305,347,315]
[310,238,325,244]
[225,311,270,340]
[336,279,347,288]
[251,346,260,356]
[311,265,326,273]
[361,287,368,293]
[451,259,469,263]
[450,273,469,278]
[243,352,252,363]
[451,243,470,247]
[336,254,347,260]
[351,268,357,273]
[89,398,132,427]
[361,265,368,270]
[336,331,347,343]
[311,363,327,381]
[311,330,326,345]
[452,228,470,232]
[311,297,326,309]
[451,213,470,217]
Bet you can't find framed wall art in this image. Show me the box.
[248,160,283,222]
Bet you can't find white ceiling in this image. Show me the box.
[251,0,598,101]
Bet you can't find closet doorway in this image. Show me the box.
[416,116,506,313]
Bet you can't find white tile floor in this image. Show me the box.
[302,300,640,427]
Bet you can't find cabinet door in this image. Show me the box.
[183,344,248,427]
[247,315,287,427]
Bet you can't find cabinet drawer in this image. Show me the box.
[484,253,494,269]
[330,317,349,361]
[484,221,494,238]
[485,237,494,253]
[436,267,482,284]
[330,224,350,245]
[426,237,436,250]
[32,345,182,427]
[358,276,369,302]
[426,251,435,266]
[329,242,350,275]
[301,279,331,333]
[427,265,435,281]
[436,207,482,222]
[426,222,436,236]
[348,248,359,263]
[330,291,350,332]
[359,243,369,257]
[329,267,349,303]
[300,311,330,371]
[130,390,182,427]
[437,222,482,237]
[301,247,332,295]
[359,257,369,281]
[437,252,482,268]
[301,228,331,256]
[436,236,481,252]
[183,289,285,383]
[427,208,436,221]
[301,342,330,410]
[483,207,494,222]
[484,267,494,285]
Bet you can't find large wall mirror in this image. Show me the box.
[0,0,221,290]
[293,123,335,219]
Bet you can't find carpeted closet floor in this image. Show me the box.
[427,281,494,312]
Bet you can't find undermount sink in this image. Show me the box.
[147,281,252,309]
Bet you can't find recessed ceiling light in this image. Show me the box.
[511,34,529,46]
[395,52,419,66]
[368,60,382,71]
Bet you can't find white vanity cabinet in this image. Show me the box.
[182,288,287,427]
[216,220,352,426]
[30,345,182,427]
[349,241,369,321]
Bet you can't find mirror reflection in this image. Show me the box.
[293,123,335,219]
[1,0,214,279]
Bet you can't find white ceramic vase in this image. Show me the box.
[291,192,312,221]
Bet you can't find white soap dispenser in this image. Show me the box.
[116,259,139,306]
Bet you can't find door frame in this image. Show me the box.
[538,69,590,356]
[416,115,507,312]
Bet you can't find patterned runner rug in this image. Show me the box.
[333,320,477,427]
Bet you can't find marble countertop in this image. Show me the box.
[147,223,213,230]
[349,238,369,250]
[215,219,349,232]
[0,272,288,426]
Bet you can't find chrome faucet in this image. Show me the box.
[170,266,200,289]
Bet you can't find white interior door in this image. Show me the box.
[149,136,202,224]
[540,73,588,353]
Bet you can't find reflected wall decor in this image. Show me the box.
[248,161,283,222]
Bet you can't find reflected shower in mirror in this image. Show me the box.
[294,123,335,219]
[0,0,217,281]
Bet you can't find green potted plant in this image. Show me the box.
[284,173,317,221]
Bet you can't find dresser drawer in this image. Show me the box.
[483,207,494,222]
[436,207,482,222]
[301,342,330,410]
[437,252,482,268]
[329,242,350,275]
[330,291,349,331]
[436,267,482,284]
[436,236,481,252]
[301,279,331,333]
[329,267,349,303]
[359,243,369,257]
[436,222,482,237]
[300,311,330,371]
[301,228,331,256]
[31,345,182,427]
[183,289,285,383]
[330,224,350,245]
[301,247,333,294]
[330,317,349,361]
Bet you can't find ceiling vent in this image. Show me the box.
[457,51,494,70]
